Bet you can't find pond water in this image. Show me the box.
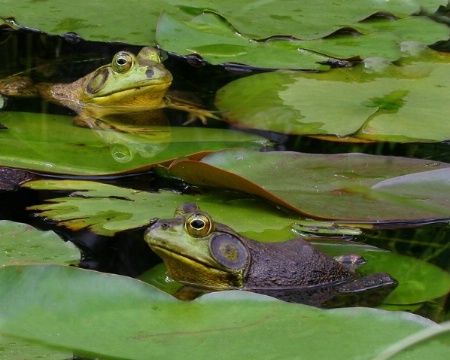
[1,28,450,324]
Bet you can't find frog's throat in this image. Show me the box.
[90,81,170,99]
[151,245,244,289]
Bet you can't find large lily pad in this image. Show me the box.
[0,112,267,175]
[167,149,450,221]
[215,58,450,142]
[0,264,448,360]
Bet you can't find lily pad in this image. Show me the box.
[167,149,450,221]
[215,59,450,142]
[0,112,267,175]
[173,1,446,41]
[0,220,79,266]
[24,179,297,239]
[0,264,447,360]
[0,222,78,359]
[361,252,450,305]
[372,322,450,360]
[0,0,165,43]
[0,340,70,360]
[158,11,448,67]
[156,11,331,70]
[1,1,447,69]
[314,240,450,306]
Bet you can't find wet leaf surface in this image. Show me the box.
[0,264,446,360]
[1,1,448,68]
[215,57,450,141]
[168,149,450,221]
[0,112,267,175]
[0,220,79,266]
[24,179,297,239]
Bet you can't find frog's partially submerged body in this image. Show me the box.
[0,47,215,130]
[145,203,397,307]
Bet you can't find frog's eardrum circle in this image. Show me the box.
[210,234,249,270]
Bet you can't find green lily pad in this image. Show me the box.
[0,112,267,175]
[215,59,450,142]
[24,179,297,239]
[0,0,165,43]
[167,149,450,221]
[157,10,448,68]
[0,223,78,359]
[175,1,446,41]
[0,220,79,266]
[372,322,450,360]
[361,252,450,305]
[0,339,70,360]
[156,11,330,70]
[313,240,450,305]
[1,1,447,68]
[358,15,450,44]
[0,264,447,360]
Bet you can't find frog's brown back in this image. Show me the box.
[243,237,353,289]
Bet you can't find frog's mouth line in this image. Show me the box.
[94,81,172,98]
[150,244,225,272]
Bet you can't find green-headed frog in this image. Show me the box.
[0,47,215,128]
[145,203,397,307]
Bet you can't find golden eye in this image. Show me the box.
[185,213,213,237]
[112,52,134,73]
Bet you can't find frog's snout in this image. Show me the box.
[148,218,159,227]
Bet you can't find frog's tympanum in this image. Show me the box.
[145,203,397,307]
[0,47,215,129]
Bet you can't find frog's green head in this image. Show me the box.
[145,203,250,289]
[81,46,173,107]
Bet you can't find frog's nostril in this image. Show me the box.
[161,222,171,230]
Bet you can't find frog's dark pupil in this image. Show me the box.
[117,58,127,66]
[191,219,205,229]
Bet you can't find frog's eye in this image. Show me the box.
[185,213,213,237]
[112,52,134,73]
[209,234,249,270]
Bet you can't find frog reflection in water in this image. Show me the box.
[145,203,397,307]
[0,47,215,131]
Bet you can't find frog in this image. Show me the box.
[0,47,215,130]
[144,203,397,307]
